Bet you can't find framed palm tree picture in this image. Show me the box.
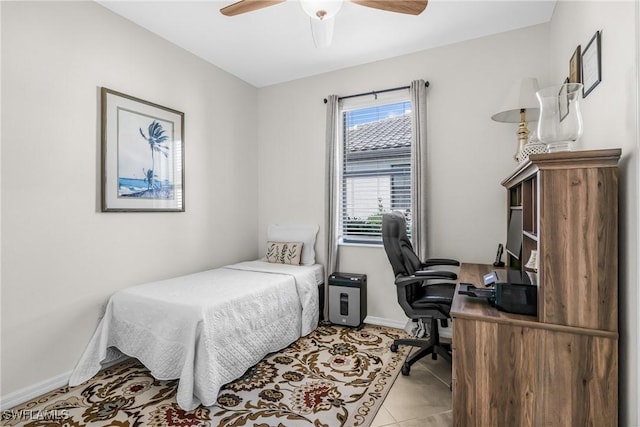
[101,88,184,212]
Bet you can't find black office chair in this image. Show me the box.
[382,211,460,376]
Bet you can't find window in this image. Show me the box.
[340,98,412,244]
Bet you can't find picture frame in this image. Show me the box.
[582,30,602,97]
[559,77,570,122]
[569,45,581,83]
[101,88,185,212]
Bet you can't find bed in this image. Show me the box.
[68,259,323,410]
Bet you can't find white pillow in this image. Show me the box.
[267,224,319,265]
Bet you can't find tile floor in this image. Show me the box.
[372,354,453,427]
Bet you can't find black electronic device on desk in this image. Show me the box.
[493,282,537,316]
[493,243,505,267]
[458,269,538,316]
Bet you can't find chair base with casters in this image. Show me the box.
[391,318,451,376]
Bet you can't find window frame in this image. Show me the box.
[338,92,413,246]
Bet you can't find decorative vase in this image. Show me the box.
[536,83,583,152]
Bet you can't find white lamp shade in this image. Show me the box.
[300,0,343,20]
[491,77,540,123]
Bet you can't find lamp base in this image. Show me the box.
[514,109,530,163]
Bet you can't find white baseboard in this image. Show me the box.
[0,370,71,411]
[364,316,407,330]
[0,356,128,410]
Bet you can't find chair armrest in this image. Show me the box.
[395,275,456,288]
[415,270,458,280]
[421,258,460,268]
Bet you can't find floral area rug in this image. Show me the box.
[2,323,409,427]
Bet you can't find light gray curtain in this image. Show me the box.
[410,80,428,259]
[324,95,340,321]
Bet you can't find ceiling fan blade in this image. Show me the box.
[220,0,286,17]
[349,0,428,15]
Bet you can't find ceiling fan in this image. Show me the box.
[220,0,429,48]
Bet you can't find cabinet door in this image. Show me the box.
[538,167,618,331]
[541,330,618,426]
[453,319,541,426]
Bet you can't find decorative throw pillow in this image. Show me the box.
[265,241,303,265]
[267,224,319,265]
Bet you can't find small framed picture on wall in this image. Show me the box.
[582,30,602,97]
[569,45,581,83]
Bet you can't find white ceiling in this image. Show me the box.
[98,0,557,88]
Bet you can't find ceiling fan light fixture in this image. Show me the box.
[300,0,344,20]
[220,0,429,49]
[309,16,335,48]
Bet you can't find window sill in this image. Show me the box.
[338,241,383,249]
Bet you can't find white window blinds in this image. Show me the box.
[339,94,412,244]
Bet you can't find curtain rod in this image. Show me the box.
[323,81,429,104]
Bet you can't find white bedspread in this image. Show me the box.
[68,261,319,410]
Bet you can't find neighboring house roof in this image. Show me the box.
[347,114,411,152]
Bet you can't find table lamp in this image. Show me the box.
[491,77,540,162]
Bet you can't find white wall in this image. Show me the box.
[548,2,639,425]
[1,1,259,396]
[257,24,550,322]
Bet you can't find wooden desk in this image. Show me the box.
[451,263,618,427]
